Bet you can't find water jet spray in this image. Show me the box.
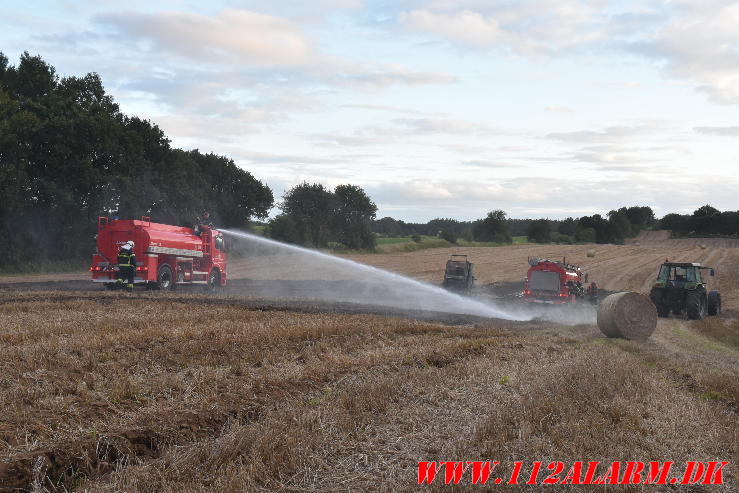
[220,229,531,321]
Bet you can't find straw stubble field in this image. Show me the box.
[1,236,738,491]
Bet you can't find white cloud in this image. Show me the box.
[545,105,575,113]
[547,125,655,144]
[100,9,315,66]
[394,117,496,135]
[400,10,506,47]
[644,1,739,104]
[693,126,739,137]
[398,1,607,54]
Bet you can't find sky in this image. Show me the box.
[1,0,738,221]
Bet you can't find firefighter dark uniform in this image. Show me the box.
[117,241,136,292]
[194,212,214,236]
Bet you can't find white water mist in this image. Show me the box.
[220,229,531,321]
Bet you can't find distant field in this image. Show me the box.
[374,235,528,253]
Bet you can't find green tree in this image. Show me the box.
[373,217,404,237]
[607,209,632,243]
[558,217,577,236]
[575,227,597,243]
[274,182,335,247]
[333,184,377,250]
[473,210,512,243]
[527,219,551,243]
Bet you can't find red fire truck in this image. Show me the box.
[521,257,596,304]
[90,216,227,290]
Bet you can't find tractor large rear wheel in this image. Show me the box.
[686,290,705,320]
[707,290,721,316]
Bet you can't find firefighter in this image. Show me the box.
[587,281,599,304]
[116,240,136,292]
[194,211,214,236]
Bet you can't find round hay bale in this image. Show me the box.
[597,292,657,341]
[586,248,596,257]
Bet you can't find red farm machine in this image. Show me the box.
[521,257,597,305]
[90,216,227,291]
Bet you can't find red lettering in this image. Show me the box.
[417,461,443,484]
[680,461,705,485]
[645,461,672,484]
[582,461,600,483]
[526,461,542,484]
[469,461,497,484]
[620,461,645,484]
[594,462,621,484]
[561,461,583,485]
[543,461,565,484]
[508,461,523,484]
[444,461,470,485]
[701,461,728,485]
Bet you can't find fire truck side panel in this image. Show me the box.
[91,218,227,287]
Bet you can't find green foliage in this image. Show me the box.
[268,182,377,250]
[0,52,273,270]
[527,219,551,243]
[333,184,377,250]
[558,217,577,236]
[411,234,422,243]
[575,227,596,243]
[550,232,574,244]
[661,205,739,237]
[472,210,512,243]
[439,229,457,244]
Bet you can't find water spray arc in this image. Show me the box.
[220,229,530,321]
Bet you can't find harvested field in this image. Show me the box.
[0,234,738,491]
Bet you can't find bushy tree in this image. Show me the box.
[473,210,512,243]
[269,182,377,249]
[527,219,552,243]
[273,182,335,247]
[558,217,577,236]
[333,184,377,249]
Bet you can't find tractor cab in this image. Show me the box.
[655,262,712,288]
[650,261,720,319]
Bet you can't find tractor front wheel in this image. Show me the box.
[650,288,669,317]
[707,290,721,316]
[686,291,706,320]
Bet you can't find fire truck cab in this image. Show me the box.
[521,257,591,304]
[90,216,227,291]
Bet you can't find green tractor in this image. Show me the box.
[649,262,721,319]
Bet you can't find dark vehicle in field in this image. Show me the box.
[649,261,720,319]
[442,254,475,292]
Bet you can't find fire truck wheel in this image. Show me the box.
[157,265,174,291]
[204,269,221,293]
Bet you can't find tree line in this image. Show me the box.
[0,52,273,270]
[373,205,738,245]
[660,205,739,238]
